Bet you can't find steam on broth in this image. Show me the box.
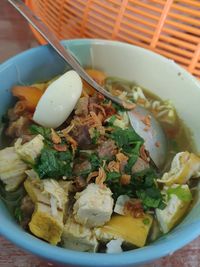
[0,69,199,253]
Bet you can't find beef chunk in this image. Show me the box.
[97,140,117,160]
[75,97,89,117]
[20,195,35,230]
[71,125,92,149]
[132,157,149,174]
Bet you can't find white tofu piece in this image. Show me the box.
[25,178,69,245]
[29,202,64,245]
[0,147,27,191]
[73,183,114,227]
[158,152,200,185]
[62,217,98,252]
[24,178,68,210]
[94,227,116,243]
[15,134,44,164]
[43,179,68,210]
[114,195,130,215]
[156,184,192,233]
[106,238,123,254]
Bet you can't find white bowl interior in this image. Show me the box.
[69,40,200,151]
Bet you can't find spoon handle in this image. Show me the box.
[8,0,130,108]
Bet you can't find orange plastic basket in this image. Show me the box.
[26,0,200,78]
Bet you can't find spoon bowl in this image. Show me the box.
[128,106,167,168]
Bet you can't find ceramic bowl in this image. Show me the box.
[0,39,200,267]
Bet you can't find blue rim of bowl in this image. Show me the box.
[0,39,200,266]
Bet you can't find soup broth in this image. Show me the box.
[0,71,199,253]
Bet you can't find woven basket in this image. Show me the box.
[26,0,200,78]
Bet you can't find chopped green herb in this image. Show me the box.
[110,127,143,148]
[29,124,51,140]
[14,206,23,223]
[107,115,117,126]
[109,127,144,179]
[112,102,125,112]
[91,128,100,144]
[125,154,138,174]
[132,168,166,210]
[59,151,72,161]
[103,98,110,104]
[136,188,165,210]
[127,141,142,155]
[143,218,150,225]
[106,171,121,183]
[108,182,134,201]
[132,168,157,188]
[109,127,143,174]
[34,148,73,179]
[88,153,101,171]
[167,186,192,202]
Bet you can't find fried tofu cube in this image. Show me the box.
[29,202,63,245]
[95,214,153,248]
[24,178,49,204]
[158,152,200,185]
[0,147,27,191]
[25,178,69,245]
[15,134,44,164]
[24,178,68,208]
[156,184,192,233]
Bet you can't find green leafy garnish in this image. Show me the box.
[88,153,102,171]
[110,127,143,149]
[106,171,121,183]
[137,188,165,210]
[14,206,23,223]
[29,124,52,145]
[107,115,117,126]
[111,102,125,112]
[132,168,166,210]
[125,154,138,174]
[143,218,150,225]
[91,129,100,145]
[108,182,134,201]
[109,127,143,174]
[103,94,125,112]
[34,148,73,179]
[167,186,192,202]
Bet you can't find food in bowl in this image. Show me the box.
[0,68,199,253]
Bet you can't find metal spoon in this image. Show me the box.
[8,0,167,168]
[128,106,167,169]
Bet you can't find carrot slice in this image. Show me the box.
[85,69,106,85]
[12,86,43,111]
[82,69,106,96]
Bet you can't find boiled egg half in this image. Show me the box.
[33,70,82,128]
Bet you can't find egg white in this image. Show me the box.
[33,70,82,128]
